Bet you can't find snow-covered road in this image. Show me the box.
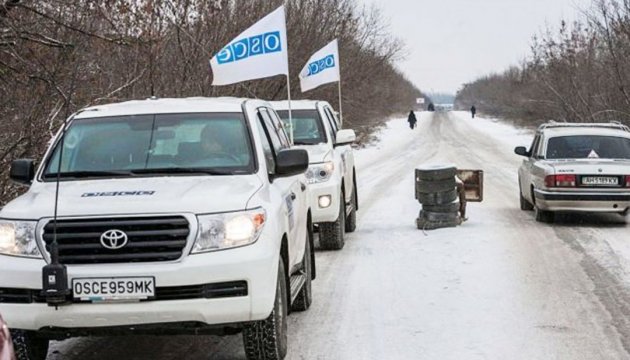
[49,111,630,359]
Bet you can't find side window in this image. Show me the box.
[325,107,340,130]
[267,108,291,147]
[258,109,285,154]
[255,115,276,175]
[322,108,337,139]
[529,135,540,158]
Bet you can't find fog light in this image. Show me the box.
[318,195,332,208]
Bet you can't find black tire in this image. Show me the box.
[291,236,312,312]
[420,210,460,222]
[417,189,458,206]
[416,178,456,194]
[520,190,534,211]
[534,206,554,223]
[320,193,345,250]
[416,216,461,230]
[415,165,457,181]
[243,258,288,360]
[12,330,49,360]
[345,184,357,233]
[423,201,460,213]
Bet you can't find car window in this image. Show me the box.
[277,109,327,145]
[255,117,276,175]
[267,108,292,147]
[321,108,338,139]
[44,113,255,177]
[529,135,541,158]
[258,109,285,154]
[546,135,630,159]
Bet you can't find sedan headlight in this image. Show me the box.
[305,161,335,184]
[0,220,41,258]
[192,209,266,254]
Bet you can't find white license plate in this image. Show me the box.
[72,277,155,302]
[582,176,619,186]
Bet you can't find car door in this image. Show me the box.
[520,133,541,201]
[322,105,353,202]
[258,108,307,269]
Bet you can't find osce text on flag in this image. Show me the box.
[216,31,282,64]
[307,55,336,76]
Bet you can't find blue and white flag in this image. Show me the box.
[299,39,340,92]
[210,6,288,86]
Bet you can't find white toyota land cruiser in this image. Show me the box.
[0,97,315,360]
[271,101,357,250]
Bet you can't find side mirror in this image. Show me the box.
[275,149,309,177]
[10,159,35,185]
[514,146,529,157]
[335,129,356,147]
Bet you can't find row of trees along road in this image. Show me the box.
[0,0,424,204]
[455,0,630,127]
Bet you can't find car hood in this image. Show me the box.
[548,159,630,175]
[295,143,332,164]
[1,175,264,220]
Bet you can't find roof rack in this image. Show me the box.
[538,120,630,132]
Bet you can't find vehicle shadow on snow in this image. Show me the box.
[49,335,244,360]
[549,212,628,228]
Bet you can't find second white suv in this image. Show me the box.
[1,97,315,360]
[272,101,358,250]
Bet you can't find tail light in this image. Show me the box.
[545,174,576,187]
[625,175,630,187]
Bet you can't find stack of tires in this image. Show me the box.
[415,164,462,230]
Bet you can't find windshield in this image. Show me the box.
[43,113,255,179]
[277,110,327,145]
[546,135,630,160]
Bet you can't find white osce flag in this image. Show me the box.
[210,6,288,86]
[299,39,340,92]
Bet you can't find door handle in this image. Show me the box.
[291,192,297,201]
[300,182,306,192]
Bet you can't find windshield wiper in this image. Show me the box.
[293,140,321,145]
[130,168,234,176]
[43,170,133,179]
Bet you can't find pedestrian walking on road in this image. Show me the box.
[407,110,417,129]
[470,105,477,119]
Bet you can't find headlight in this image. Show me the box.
[0,220,41,258]
[305,161,335,184]
[192,209,266,254]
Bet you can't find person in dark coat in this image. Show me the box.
[407,110,417,129]
[428,103,435,112]
[470,105,477,118]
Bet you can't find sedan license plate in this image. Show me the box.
[582,176,619,186]
[72,277,155,302]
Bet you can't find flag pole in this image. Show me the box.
[286,75,294,145]
[337,80,343,125]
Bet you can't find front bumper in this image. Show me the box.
[308,180,341,223]
[0,235,279,332]
[534,188,630,212]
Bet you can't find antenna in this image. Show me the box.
[42,110,85,308]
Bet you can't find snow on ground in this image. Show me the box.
[50,110,630,360]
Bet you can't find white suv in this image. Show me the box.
[515,121,630,223]
[271,101,357,250]
[0,97,315,360]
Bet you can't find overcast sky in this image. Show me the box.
[360,0,592,94]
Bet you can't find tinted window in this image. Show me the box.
[255,118,276,174]
[258,109,285,153]
[277,110,327,145]
[44,113,255,178]
[546,135,630,159]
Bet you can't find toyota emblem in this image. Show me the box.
[100,229,128,250]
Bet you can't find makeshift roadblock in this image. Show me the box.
[415,164,484,230]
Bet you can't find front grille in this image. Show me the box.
[42,216,190,264]
[0,282,248,304]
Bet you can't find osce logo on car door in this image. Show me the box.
[216,31,282,64]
